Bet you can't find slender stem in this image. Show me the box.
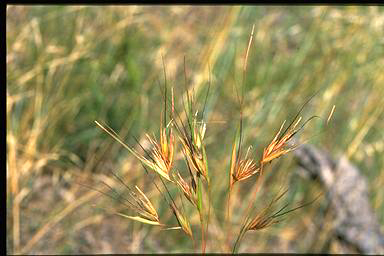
[204,181,211,253]
[232,221,248,253]
[191,233,197,253]
[246,164,264,214]
[199,208,205,254]
[196,175,206,254]
[235,163,265,252]
[226,183,233,252]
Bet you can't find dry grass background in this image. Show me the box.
[6,5,384,254]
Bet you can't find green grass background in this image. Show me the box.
[7,5,384,254]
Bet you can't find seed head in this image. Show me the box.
[94,120,175,182]
[142,122,175,182]
[175,172,197,207]
[261,118,302,164]
[170,202,193,237]
[231,146,260,186]
[179,120,209,180]
[131,185,160,223]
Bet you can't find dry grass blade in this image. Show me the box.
[326,105,335,125]
[229,134,238,188]
[243,24,255,74]
[116,214,162,226]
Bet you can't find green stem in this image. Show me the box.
[199,208,205,254]
[226,183,233,252]
[196,176,205,253]
[204,180,211,253]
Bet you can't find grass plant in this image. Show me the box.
[91,26,329,253]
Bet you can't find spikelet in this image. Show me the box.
[261,118,302,164]
[170,202,193,237]
[231,146,260,185]
[95,88,175,182]
[175,172,197,207]
[114,185,162,226]
[178,118,209,181]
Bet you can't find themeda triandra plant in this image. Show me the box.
[91,25,333,253]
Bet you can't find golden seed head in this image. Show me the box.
[144,126,175,182]
[261,119,301,164]
[232,158,260,185]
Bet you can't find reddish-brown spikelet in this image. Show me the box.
[231,147,260,186]
[261,117,302,164]
[233,158,260,184]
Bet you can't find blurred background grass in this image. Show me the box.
[6,5,384,254]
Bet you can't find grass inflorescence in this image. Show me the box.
[92,26,329,253]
